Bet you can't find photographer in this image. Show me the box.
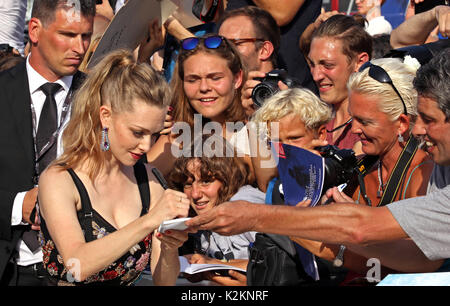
[186,49,450,274]
[216,6,281,116]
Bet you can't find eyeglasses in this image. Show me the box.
[181,35,227,51]
[227,38,265,46]
[359,61,408,115]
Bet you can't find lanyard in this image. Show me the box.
[31,85,74,185]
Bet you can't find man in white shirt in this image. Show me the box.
[0,0,27,56]
[217,6,280,117]
[0,0,94,286]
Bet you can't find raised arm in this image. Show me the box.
[299,10,341,56]
[390,5,450,48]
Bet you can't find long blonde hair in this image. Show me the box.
[56,49,171,179]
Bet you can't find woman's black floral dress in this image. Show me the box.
[39,163,152,286]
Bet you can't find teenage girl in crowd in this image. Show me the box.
[147,34,255,184]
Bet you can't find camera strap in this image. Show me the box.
[355,155,379,206]
[355,136,419,207]
[377,136,419,206]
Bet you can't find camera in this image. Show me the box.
[317,145,358,192]
[270,145,359,205]
[251,69,301,108]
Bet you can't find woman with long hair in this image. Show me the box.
[147,34,255,183]
[38,50,190,286]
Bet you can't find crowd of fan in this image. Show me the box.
[0,0,449,287]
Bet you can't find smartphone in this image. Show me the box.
[415,0,448,15]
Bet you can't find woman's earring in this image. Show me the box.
[100,127,110,151]
[398,133,404,143]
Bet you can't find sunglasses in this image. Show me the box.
[359,62,408,115]
[181,35,228,51]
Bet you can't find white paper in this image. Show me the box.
[88,0,164,69]
[169,0,203,28]
[158,217,191,233]
[179,256,246,274]
[87,0,202,69]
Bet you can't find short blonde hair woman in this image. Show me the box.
[348,57,418,122]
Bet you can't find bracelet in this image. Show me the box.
[332,245,346,267]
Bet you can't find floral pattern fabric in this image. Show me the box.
[39,213,152,286]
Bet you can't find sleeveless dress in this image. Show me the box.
[39,163,152,286]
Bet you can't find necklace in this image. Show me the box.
[326,118,353,133]
[377,160,387,198]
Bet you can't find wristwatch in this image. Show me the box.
[333,245,346,267]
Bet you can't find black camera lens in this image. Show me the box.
[251,69,302,108]
[252,82,279,108]
[317,145,357,193]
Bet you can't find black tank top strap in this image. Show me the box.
[133,162,150,214]
[66,168,95,242]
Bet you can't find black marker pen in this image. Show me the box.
[152,167,168,190]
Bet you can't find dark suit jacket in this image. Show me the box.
[0,61,84,277]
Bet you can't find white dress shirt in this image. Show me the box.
[0,0,27,55]
[11,55,73,266]
[366,16,392,36]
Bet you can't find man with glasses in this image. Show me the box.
[187,49,450,274]
[216,6,280,116]
[217,6,279,74]
[224,1,320,93]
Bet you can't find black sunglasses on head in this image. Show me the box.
[181,35,228,51]
[359,61,408,115]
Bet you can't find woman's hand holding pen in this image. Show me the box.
[150,189,190,225]
[149,167,189,225]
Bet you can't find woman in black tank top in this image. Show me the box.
[37,50,190,286]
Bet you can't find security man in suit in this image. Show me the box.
[0,0,95,286]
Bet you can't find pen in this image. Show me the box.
[337,183,347,193]
[152,167,168,190]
